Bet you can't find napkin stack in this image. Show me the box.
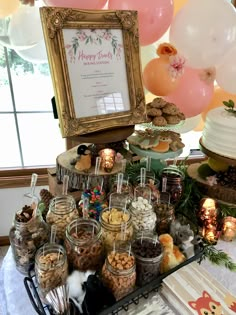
[161,261,236,315]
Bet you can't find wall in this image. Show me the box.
[0,185,48,236]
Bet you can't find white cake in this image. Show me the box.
[202,107,236,159]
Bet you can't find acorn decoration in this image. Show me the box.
[75,145,92,172]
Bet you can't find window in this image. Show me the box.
[0,45,65,169]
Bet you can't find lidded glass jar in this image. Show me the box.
[9,202,49,274]
[35,243,68,298]
[99,207,133,253]
[64,218,104,271]
[131,231,163,286]
[101,249,136,300]
[129,196,156,235]
[46,195,78,240]
[160,166,184,204]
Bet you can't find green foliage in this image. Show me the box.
[223,99,236,116]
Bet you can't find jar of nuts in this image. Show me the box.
[35,243,68,298]
[99,208,133,253]
[9,204,50,274]
[64,218,104,271]
[101,250,136,300]
[46,195,78,241]
[129,196,157,235]
[131,232,163,286]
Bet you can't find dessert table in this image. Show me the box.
[0,240,236,315]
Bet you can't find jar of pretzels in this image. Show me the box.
[99,207,133,253]
[46,195,78,241]
[64,218,104,271]
[101,249,136,300]
[35,243,68,298]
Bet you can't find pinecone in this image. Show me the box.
[40,189,54,210]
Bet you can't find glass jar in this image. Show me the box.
[46,195,78,241]
[160,166,184,204]
[9,207,49,274]
[35,243,68,298]
[135,174,160,204]
[101,249,136,300]
[64,218,104,271]
[129,197,156,234]
[99,207,133,253]
[109,177,133,208]
[131,232,163,286]
[154,202,175,235]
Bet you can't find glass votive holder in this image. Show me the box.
[99,148,116,173]
[221,216,236,242]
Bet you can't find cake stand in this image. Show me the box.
[129,144,183,172]
[199,137,236,166]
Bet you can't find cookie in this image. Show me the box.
[169,140,185,152]
[162,103,179,115]
[150,97,167,109]
[163,114,181,125]
[147,108,162,117]
[152,116,167,127]
[127,130,160,149]
[151,141,170,153]
[177,112,185,121]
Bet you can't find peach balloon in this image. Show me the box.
[0,0,20,18]
[164,67,214,118]
[201,86,236,121]
[174,0,189,16]
[143,58,180,96]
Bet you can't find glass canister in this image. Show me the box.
[135,173,160,204]
[9,204,50,274]
[129,196,157,235]
[99,207,133,253]
[154,201,175,235]
[160,166,185,204]
[101,249,136,300]
[46,195,78,241]
[64,218,104,271]
[109,176,133,208]
[35,243,68,298]
[131,232,163,286]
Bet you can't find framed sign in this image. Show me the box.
[40,7,146,137]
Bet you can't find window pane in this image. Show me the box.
[0,114,21,167]
[0,46,13,112]
[18,113,65,167]
[7,50,54,112]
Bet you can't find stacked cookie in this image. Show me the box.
[146,97,185,127]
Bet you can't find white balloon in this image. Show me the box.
[9,6,43,50]
[216,45,236,94]
[15,39,48,63]
[169,0,236,68]
[177,114,201,134]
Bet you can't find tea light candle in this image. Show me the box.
[99,148,116,173]
[221,216,236,242]
[198,198,218,243]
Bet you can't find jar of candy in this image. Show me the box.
[64,218,104,271]
[129,197,156,235]
[9,204,49,274]
[99,207,133,253]
[101,249,136,300]
[46,195,78,240]
[154,202,175,235]
[35,243,68,298]
[160,166,184,204]
[131,232,163,286]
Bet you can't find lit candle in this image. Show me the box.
[99,148,116,173]
[221,217,236,242]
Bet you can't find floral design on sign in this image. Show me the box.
[65,29,123,63]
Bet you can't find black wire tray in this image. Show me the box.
[24,246,204,315]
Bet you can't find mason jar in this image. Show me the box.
[108,177,133,208]
[35,243,68,298]
[46,195,78,240]
[154,202,175,235]
[9,207,49,274]
[135,174,160,204]
[64,218,104,271]
[99,207,133,253]
[131,232,163,286]
[101,249,136,300]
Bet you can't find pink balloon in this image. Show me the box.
[43,0,108,9]
[164,67,214,118]
[108,0,173,46]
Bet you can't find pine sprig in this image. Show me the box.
[219,203,236,218]
[201,244,236,272]
[223,99,236,117]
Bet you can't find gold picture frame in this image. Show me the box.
[40,7,146,137]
